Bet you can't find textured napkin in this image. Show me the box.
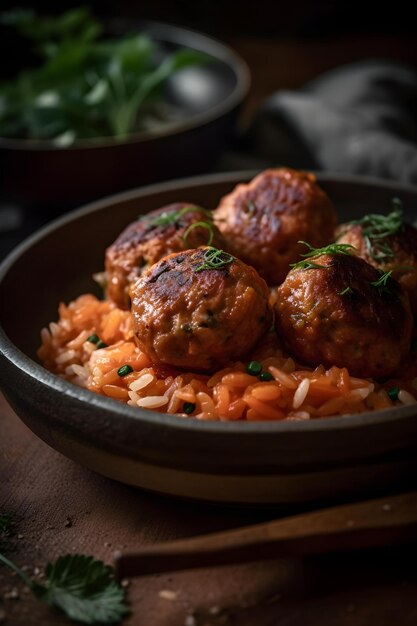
[246,59,417,185]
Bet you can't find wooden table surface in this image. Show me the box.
[1,388,417,625]
[2,33,417,626]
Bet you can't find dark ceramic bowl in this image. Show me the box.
[1,172,417,505]
[0,21,249,212]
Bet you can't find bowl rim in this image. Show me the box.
[0,20,250,152]
[1,169,417,438]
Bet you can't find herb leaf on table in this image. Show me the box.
[0,551,129,624]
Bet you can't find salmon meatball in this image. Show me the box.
[336,207,417,316]
[274,251,412,379]
[105,203,224,309]
[213,167,337,285]
[131,247,273,371]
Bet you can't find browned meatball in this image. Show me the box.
[274,252,412,379]
[131,247,273,371]
[105,203,224,309]
[336,214,417,316]
[213,168,337,285]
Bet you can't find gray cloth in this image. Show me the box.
[247,60,417,185]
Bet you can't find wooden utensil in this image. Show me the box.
[114,491,417,580]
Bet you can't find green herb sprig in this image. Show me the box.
[194,247,235,273]
[0,7,208,143]
[147,205,210,228]
[0,551,129,624]
[370,270,394,295]
[290,241,355,270]
[345,199,404,262]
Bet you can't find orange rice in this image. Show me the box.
[38,293,417,421]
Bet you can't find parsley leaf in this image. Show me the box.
[0,552,129,624]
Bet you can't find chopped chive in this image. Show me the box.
[387,386,400,401]
[246,360,262,376]
[259,371,274,381]
[117,364,133,377]
[411,338,417,352]
[339,286,352,296]
[87,334,100,344]
[96,341,108,349]
[183,402,196,415]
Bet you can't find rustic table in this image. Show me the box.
[2,33,417,626]
[1,391,417,626]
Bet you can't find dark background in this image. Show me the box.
[1,1,416,259]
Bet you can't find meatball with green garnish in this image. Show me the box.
[274,243,412,379]
[213,167,337,286]
[336,200,417,316]
[130,247,273,371]
[105,203,225,309]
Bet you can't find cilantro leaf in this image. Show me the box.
[0,551,129,624]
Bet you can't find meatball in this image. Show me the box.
[105,203,224,309]
[274,252,412,379]
[131,247,272,371]
[213,167,337,285]
[336,214,417,316]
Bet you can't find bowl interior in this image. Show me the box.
[2,171,417,361]
[2,171,417,503]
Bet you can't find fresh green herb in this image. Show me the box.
[346,200,404,262]
[246,360,262,376]
[0,7,208,143]
[87,334,100,344]
[290,241,355,270]
[387,386,400,401]
[339,286,353,296]
[117,365,133,377]
[183,221,214,247]
[259,371,274,382]
[147,205,209,228]
[0,552,129,624]
[183,402,196,415]
[411,338,417,352]
[371,270,394,294]
[96,341,108,349]
[194,247,235,273]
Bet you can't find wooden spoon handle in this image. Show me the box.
[114,491,417,579]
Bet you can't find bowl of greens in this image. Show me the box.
[0,8,250,211]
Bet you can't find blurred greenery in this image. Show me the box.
[0,6,208,144]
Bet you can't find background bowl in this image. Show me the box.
[1,171,417,505]
[0,21,249,212]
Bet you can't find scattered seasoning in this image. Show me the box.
[246,361,262,376]
[96,341,108,349]
[339,286,353,296]
[194,247,235,273]
[183,402,196,415]
[117,365,133,377]
[259,371,274,382]
[290,241,355,271]
[387,386,400,401]
[87,334,100,344]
